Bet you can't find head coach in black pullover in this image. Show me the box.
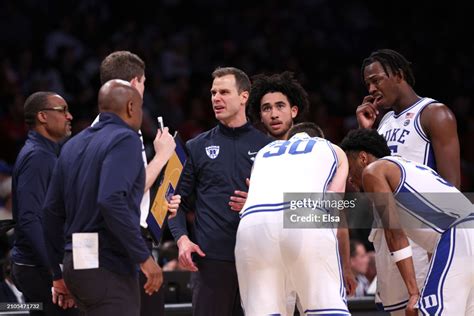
[168,67,272,316]
[43,80,161,316]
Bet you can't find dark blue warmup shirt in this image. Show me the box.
[43,113,149,279]
[168,122,272,262]
[12,130,60,267]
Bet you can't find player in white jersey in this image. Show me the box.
[231,72,356,313]
[341,128,474,316]
[235,123,350,316]
[355,49,460,314]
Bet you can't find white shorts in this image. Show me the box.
[419,222,474,315]
[235,212,349,316]
[370,228,437,312]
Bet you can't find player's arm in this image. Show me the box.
[362,161,419,313]
[144,127,176,192]
[327,145,357,295]
[421,103,460,189]
[327,144,348,192]
[336,221,357,296]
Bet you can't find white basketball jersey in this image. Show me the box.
[240,133,338,218]
[377,97,436,168]
[382,156,473,236]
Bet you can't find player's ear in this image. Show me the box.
[291,106,298,119]
[360,151,368,165]
[395,69,404,83]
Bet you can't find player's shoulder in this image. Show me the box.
[420,98,452,115]
[419,101,456,126]
[365,156,399,175]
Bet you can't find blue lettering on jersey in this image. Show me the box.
[384,128,411,145]
[262,139,316,158]
[388,145,398,154]
[389,128,400,142]
[415,165,454,187]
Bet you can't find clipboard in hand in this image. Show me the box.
[146,136,187,242]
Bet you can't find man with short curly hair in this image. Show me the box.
[247,71,309,140]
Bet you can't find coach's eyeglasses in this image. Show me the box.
[40,105,70,115]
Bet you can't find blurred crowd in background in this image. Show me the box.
[0,0,473,298]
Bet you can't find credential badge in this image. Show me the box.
[206,145,220,159]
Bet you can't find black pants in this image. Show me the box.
[63,253,140,316]
[11,263,79,316]
[191,258,243,316]
[139,230,164,316]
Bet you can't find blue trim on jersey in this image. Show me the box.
[240,205,291,219]
[397,183,457,232]
[323,141,338,192]
[452,213,474,226]
[304,308,350,315]
[411,100,438,169]
[379,157,406,193]
[332,229,347,304]
[381,299,409,312]
[419,227,456,316]
[242,201,290,213]
[396,201,444,234]
[414,108,430,142]
[404,183,458,220]
[392,97,427,119]
[425,144,436,170]
[306,312,350,316]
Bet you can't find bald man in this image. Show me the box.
[43,80,162,316]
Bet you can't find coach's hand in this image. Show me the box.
[154,127,176,162]
[177,235,206,271]
[356,95,379,129]
[405,292,419,316]
[140,256,163,295]
[167,194,181,219]
[52,279,76,309]
[229,178,250,212]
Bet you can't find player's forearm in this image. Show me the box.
[337,227,351,271]
[395,257,419,295]
[384,229,419,295]
[144,155,168,192]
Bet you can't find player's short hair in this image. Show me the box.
[23,91,57,127]
[287,122,324,139]
[247,71,309,123]
[340,128,391,158]
[100,51,145,84]
[361,49,416,87]
[212,67,251,94]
